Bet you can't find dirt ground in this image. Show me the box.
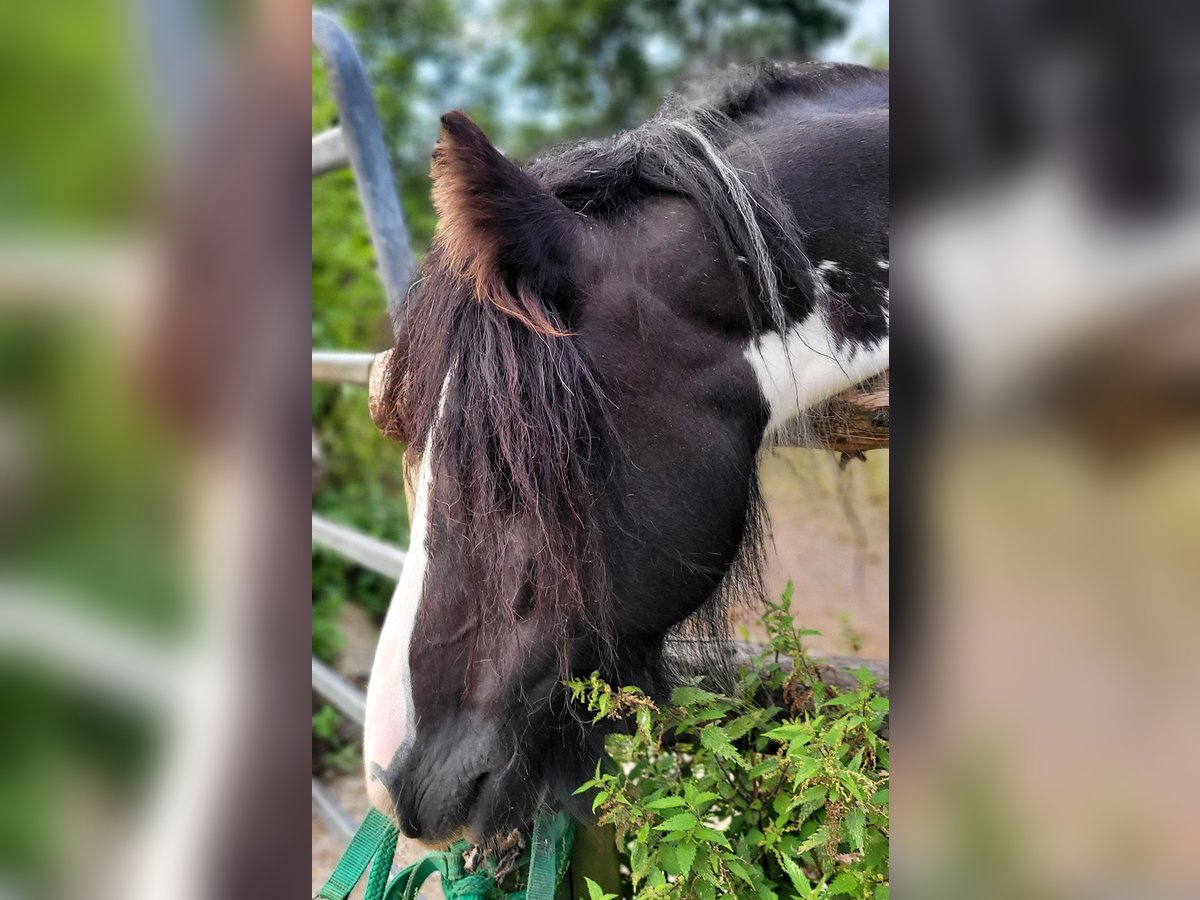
[312,448,888,893]
[754,448,889,658]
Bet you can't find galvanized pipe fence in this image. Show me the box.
[311,9,415,841]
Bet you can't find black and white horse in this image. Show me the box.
[364,62,889,846]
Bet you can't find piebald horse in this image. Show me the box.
[365,61,889,845]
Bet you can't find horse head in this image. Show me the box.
[363,63,889,845]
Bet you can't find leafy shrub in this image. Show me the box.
[312,704,361,774]
[569,585,889,899]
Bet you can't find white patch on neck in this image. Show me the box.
[745,312,890,435]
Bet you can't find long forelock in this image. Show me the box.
[391,258,621,674]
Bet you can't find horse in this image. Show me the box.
[363,61,889,846]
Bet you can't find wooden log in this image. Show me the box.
[775,371,890,455]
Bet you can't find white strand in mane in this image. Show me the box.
[668,119,786,328]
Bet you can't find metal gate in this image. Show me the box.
[311,9,414,842]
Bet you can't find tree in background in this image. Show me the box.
[321,0,858,244]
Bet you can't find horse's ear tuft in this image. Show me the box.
[431,110,580,336]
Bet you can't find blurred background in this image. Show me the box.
[894,1,1200,896]
[0,1,190,898]
[1,1,314,897]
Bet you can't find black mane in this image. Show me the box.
[528,61,886,331]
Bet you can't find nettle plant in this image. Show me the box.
[569,585,889,899]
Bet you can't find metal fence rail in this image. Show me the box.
[312,349,375,385]
[312,10,416,331]
[312,514,407,579]
[311,9,415,843]
[311,778,359,843]
[311,128,350,177]
[312,657,366,726]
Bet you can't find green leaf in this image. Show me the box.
[775,851,811,895]
[644,796,687,810]
[840,771,866,802]
[630,841,649,883]
[688,707,731,723]
[654,812,698,832]
[694,826,733,850]
[676,842,698,878]
[635,706,652,738]
[749,756,781,779]
[765,723,809,743]
[657,843,677,874]
[787,755,822,780]
[725,714,759,740]
[828,871,859,896]
[844,806,866,851]
[700,725,745,766]
[726,856,757,886]
[672,685,722,707]
[794,825,830,855]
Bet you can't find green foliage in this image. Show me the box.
[320,0,858,189]
[501,0,851,140]
[0,0,149,229]
[584,877,620,900]
[312,704,361,773]
[569,585,889,898]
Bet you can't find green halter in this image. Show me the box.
[316,807,574,900]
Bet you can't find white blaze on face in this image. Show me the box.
[745,309,889,434]
[363,446,435,817]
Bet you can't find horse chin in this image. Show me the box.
[462,765,538,844]
[413,828,464,851]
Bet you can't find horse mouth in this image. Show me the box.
[462,767,524,844]
[404,768,506,848]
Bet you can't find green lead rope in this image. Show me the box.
[315,808,398,900]
[316,808,574,900]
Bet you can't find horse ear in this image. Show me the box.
[431,111,580,335]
